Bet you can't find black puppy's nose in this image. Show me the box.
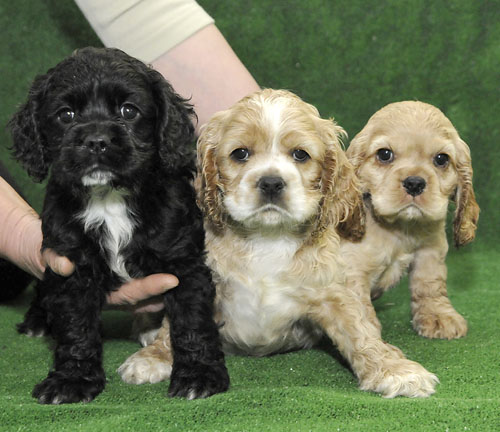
[84,134,110,154]
[258,176,286,198]
[403,176,426,196]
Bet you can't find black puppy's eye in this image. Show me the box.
[376,148,394,163]
[292,149,310,162]
[434,153,449,167]
[58,109,75,124]
[230,148,250,162]
[120,104,139,120]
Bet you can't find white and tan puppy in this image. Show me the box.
[343,101,479,339]
[119,90,438,398]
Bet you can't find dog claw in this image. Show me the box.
[168,362,229,400]
[33,371,105,405]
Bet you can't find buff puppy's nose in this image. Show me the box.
[403,176,426,196]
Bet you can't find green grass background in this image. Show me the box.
[1,0,499,430]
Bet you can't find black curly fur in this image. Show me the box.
[8,47,228,404]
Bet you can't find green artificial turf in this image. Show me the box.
[1,0,499,431]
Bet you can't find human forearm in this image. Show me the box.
[152,24,260,135]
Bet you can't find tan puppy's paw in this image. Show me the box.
[137,328,160,347]
[413,309,468,340]
[360,358,439,398]
[118,345,173,385]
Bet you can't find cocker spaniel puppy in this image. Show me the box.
[119,89,438,398]
[9,47,228,404]
[343,101,479,339]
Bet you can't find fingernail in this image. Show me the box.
[165,275,179,288]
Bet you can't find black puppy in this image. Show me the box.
[9,47,229,404]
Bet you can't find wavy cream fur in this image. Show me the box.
[343,101,479,340]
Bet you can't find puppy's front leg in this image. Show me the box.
[410,247,467,339]
[32,270,106,404]
[164,262,229,399]
[310,289,438,398]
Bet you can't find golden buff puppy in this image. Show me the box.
[118,90,438,398]
[343,101,479,339]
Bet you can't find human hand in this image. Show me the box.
[106,273,179,313]
[42,248,74,277]
[44,249,178,312]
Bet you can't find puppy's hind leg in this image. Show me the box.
[410,248,467,339]
[118,317,174,384]
[17,282,49,337]
[0,258,33,302]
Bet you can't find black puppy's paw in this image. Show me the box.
[17,313,48,337]
[168,361,229,400]
[33,370,106,404]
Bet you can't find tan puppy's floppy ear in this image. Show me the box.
[196,112,227,233]
[334,155,366,242]
[345,127,370,176]
[453,138,480,247]
[311,118,365,242]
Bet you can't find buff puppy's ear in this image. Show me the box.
[313,118,365,242]
[345,127,370,176]
[453,138,480,247]
[8,73,53,182]
[196,111,228,232]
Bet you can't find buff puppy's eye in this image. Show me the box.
[292,149,310,162]
[376,148,394,163]
[58,109,75,124]
[120,104,139,120]
[230,148,250,162]
[434,153,449,167]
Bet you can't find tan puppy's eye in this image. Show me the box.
[376,148,394,163]
[230,148,250,162]
[433,153,449,167]
[292,149,310,162]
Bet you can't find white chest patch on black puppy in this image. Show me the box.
[78,186,136,281]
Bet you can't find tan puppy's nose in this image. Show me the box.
[402,176,426,196]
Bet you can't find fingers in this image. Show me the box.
[42,249,75,277]
[133,300,167,314]
[106,273,179,307]
[41,246,178,313]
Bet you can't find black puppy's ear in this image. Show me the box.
[151,70,196,170]
[8,73,52,182]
